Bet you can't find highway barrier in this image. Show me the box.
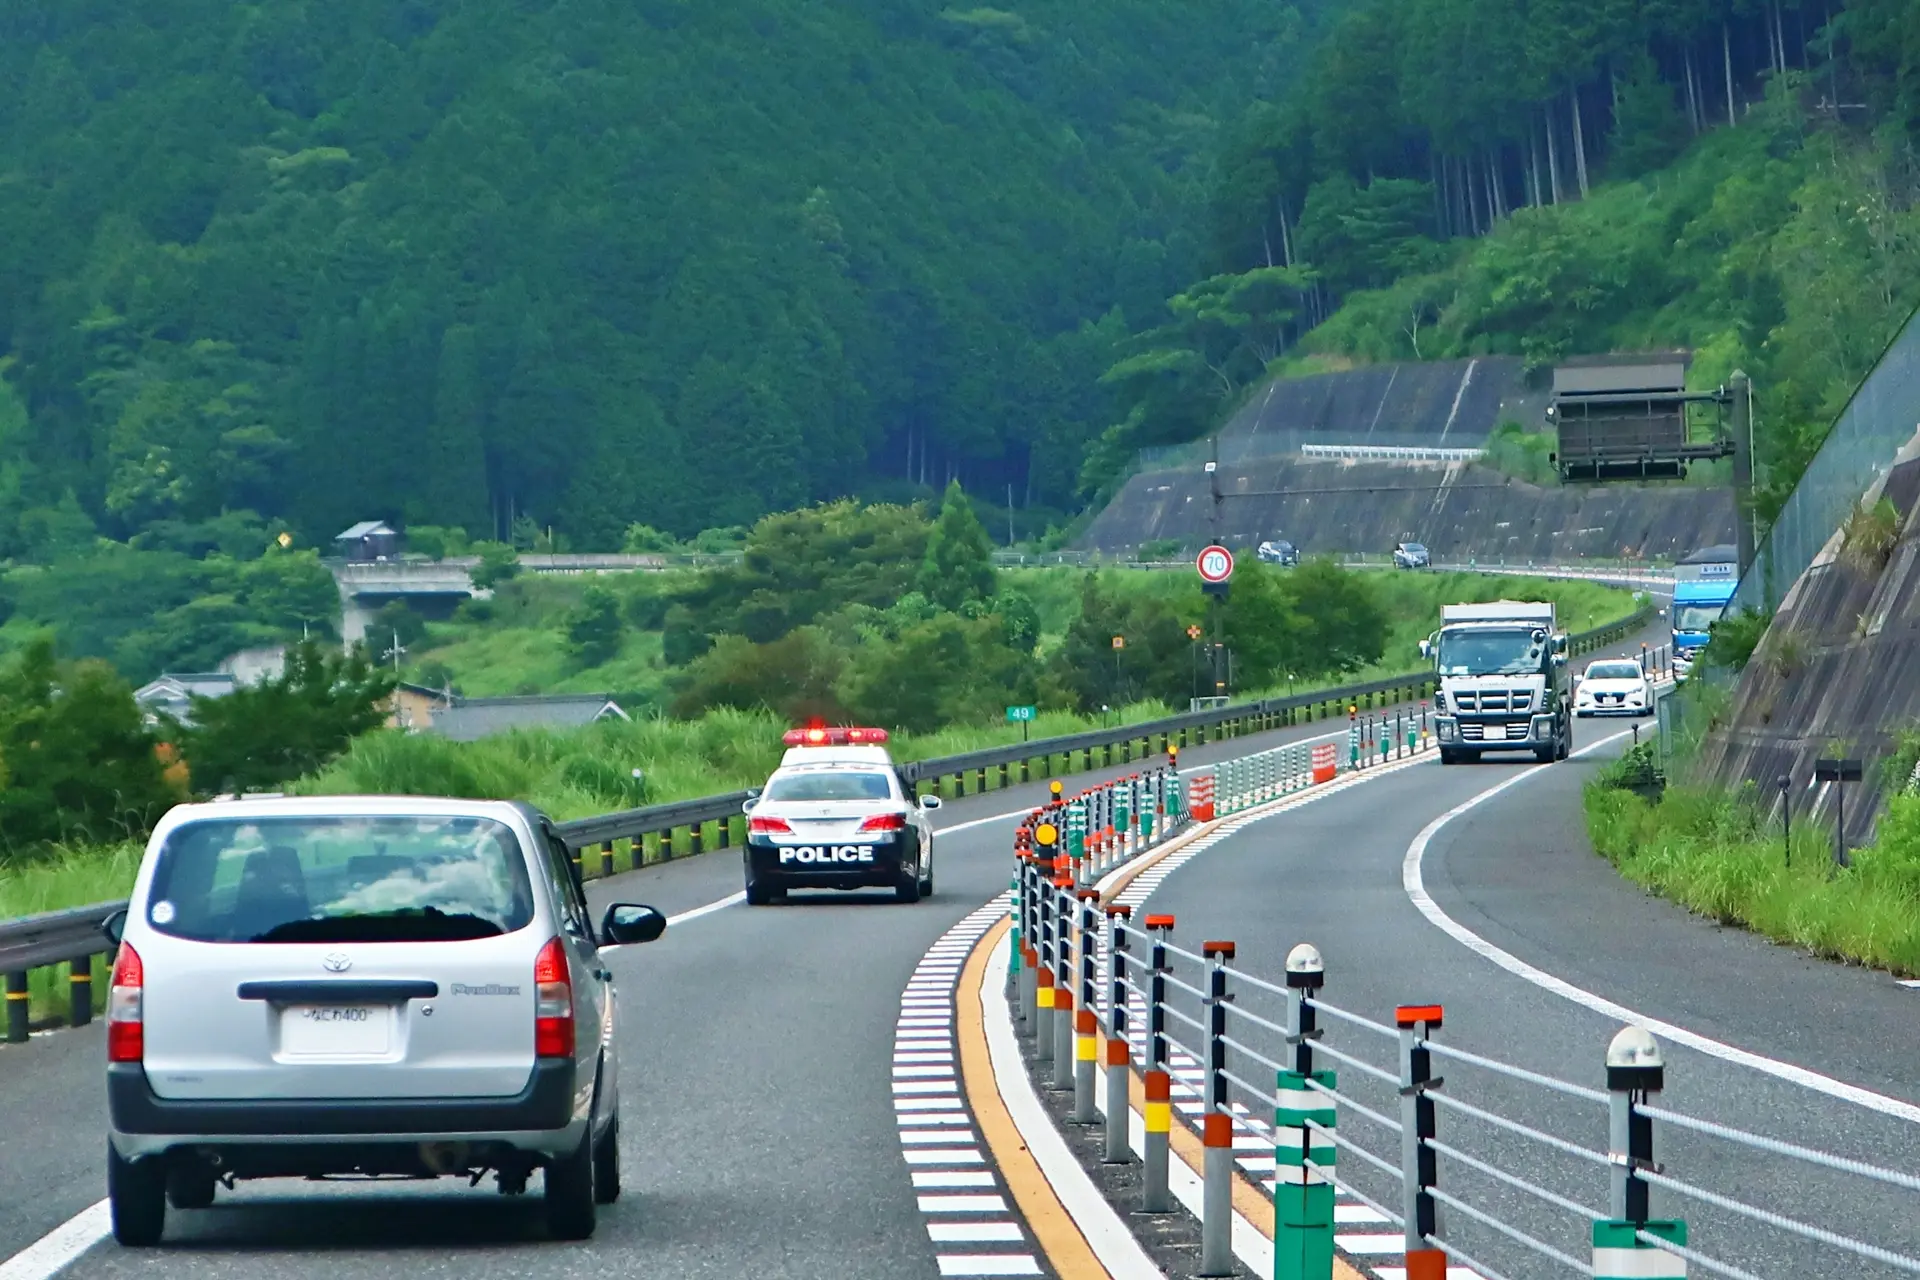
[0,604,1653,1041]
[1010,817,1920,1280]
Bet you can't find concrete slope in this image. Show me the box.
[1695,444,1920,841]
[1082,456,1735,561]
[1217,357,1534,451]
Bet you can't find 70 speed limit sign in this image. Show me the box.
[1196,544,1234,584]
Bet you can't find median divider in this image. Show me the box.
[1003,751,1920,1280]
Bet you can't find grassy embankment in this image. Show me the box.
[2,571,1636,1022]
[1585,725,1920,977]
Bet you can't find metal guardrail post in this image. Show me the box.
[1200,939,1237,1276]
[1074,890,1101,1123]
[1397,1003,1445,1280]
[1142,913,1175,1213]
[1104,905,1133,1163]
[69,958,91,1027]
[1052,876,1076,1090]
[1034,870,1056,1065]
[1279,943,1335,1280]
[1597,1027,1685,1279]
[5,971,27,1043]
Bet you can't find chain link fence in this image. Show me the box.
[1734,302,1920,615]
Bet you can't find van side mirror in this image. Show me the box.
[600,903,667,947]
[919,793,942,810]
[1418,639,1431,659]
[101,907,128,948]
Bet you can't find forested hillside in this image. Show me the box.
[1095,0,1920,521]
[0,0,1311,551]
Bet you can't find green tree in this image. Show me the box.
[0,637,185,849]
[173,639,396,795]
[838,613,1034,733]
[566,585,623,668]
[471,542,521,590]
[997,587,1042,655]
[918,481,997,612]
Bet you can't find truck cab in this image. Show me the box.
[1670,545,1739,673]
[1421,601,1572,765]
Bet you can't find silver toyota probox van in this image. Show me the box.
[101,795,666,1245]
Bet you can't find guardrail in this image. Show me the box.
[1011,815,1920,1280]
[0,604,1653,1043]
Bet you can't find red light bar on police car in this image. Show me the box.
[781,725,890,746]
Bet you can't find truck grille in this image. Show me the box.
[1460,720,1535,742]
[1451,689,1534,714]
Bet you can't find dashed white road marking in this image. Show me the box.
[892,899,1042,1277]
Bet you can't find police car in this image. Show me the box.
[741,725,941,905]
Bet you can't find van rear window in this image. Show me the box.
[144,815,536,944]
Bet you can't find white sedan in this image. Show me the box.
[1574,658,1655,718]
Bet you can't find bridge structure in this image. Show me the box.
[327,554,666,644]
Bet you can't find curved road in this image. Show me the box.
[1133,725,1920,1279]
[0,705,1414,1280]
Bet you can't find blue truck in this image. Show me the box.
[1670,544,1738,674]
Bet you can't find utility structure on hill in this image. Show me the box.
[1546,354,1754,573]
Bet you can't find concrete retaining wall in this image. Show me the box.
[1081,457,1736,563]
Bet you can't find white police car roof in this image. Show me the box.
[777,743,896,769]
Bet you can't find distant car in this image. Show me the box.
[1574,657,1655,718]
[1392,542,1431,569]
[1256,540,1299,567]
[104,796,668,1245]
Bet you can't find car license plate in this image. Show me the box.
[280,1004,391,1056]
[1482,724,1507,742]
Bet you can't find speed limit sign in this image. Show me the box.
[1196,544,1234,584]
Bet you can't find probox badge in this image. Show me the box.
[779,845,878,864]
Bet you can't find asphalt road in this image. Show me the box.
[1136,725,1920,1279]
[0,700,1418,1279]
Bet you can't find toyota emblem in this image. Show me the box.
[321,953,352,973]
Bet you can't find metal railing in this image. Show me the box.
[1011,820,1920,1280]
[0,606,1653,1043]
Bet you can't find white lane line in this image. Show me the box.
[0,1203,110,1280]
[919,1195,1010,1214]
[935,1256,1044,1277]
[1405,727,1920,1126]
[930,1222,1026,1243]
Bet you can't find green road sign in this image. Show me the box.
[1006,705,1036,722]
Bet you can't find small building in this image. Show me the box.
[387,681,457,732]
[418,695,630,742]
[133,673,239,727]
[334,521,401,563]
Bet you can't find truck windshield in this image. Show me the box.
[1672,604,1725,632]
[1436,628,1547,676]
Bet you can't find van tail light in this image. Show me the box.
[533,937,574,1058]
[858,812,906,833]
[107,944,144,1063]
[749,815,792,834]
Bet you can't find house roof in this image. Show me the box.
[336,521,398,541]
[420,696,629,742]
[134,673,238,704]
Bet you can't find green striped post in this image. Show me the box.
[1592,1221,1686,1278]
[1114,787,1132,853]
[1168,772,1184,821]
[1008,873,1021,979]
[1067,801,1087,863]
[1276,1070,1336,1280]
[1348,721,1360,769]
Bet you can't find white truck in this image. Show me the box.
[1420,601,1572,765]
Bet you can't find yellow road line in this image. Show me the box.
[957,913,1112,1280]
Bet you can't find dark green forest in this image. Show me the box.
[1095,0,1920,516]
[0,0,1317,553]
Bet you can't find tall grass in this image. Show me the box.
[1585,772,1920,975]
